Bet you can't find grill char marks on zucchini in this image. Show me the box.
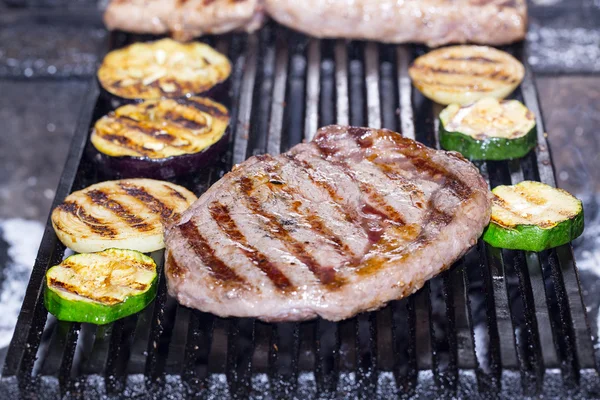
[97,38,231,101]
[409,45,524,106]
[483,181,584,252]
[44,249,158,325]
[91,96,229,159]
[52,179,197,253]
[439,97,537,160]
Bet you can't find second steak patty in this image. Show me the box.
[165,125,492,321]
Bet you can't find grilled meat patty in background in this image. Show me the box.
[103,0,526,46]
[103,0,265,41]
[265,0,527,46]
[165,126,492,321]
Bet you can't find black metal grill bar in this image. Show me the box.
[105,315,138,394]
[396,46,414,140]
[305,39,321,140]
[391,299,418,396]
[125,293,160,375]
[181,310,214,391]
[334,42,349,126]
[464,242,503,392]
[450,262,477,370]
[226,318,255,397]
[79,323,111,376]
[233,34,258,164]
[165,306,190,374]
[365,42,381,129]
[266,30,288,156]
[143,261,172,387]
[487,243,519,370]
[413,285,433,371]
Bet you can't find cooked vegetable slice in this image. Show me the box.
[91,97,229,158]
[483,181,584,252]
[97,38,231,100]
[439,97,537,160]
[44,248,157,325]
[409,45,524,105]
[51,179,197,253]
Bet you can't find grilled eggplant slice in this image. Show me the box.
[91,97,229,178]
[483,181,584,252]
[97,38,231,101]
[409,46,524,105]
[439,98,537,160]
[52,179,197,253]
[44,248,157,325]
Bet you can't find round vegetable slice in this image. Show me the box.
[439,97,537,160]
[97,38,231,101]
[409,45,524,105]
[90,97,230,178]
[44,248,157,325]
[51,179,197,253]
[483,181,584,252]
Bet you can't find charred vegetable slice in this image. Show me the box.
[44,248,157,325]
[409,45,524,105]
[439,97,537,160]
[51,179,197,253]
[97,38,231,100]
[483,181,584,252]
[91,97,229,159]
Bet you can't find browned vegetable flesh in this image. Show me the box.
[91,97,230,159]
[165,125,492,322]
[97,39,231,100]
[52,179,197,253]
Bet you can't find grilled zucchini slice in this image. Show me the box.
[44,248,157,325]
[439,98,537,160]
[51,179,197,253]
[97,38,231,100]
[409,46,524,105]
[91,97,229,158]
[483,181,584,252]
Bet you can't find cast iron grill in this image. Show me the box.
[2,23,599,399]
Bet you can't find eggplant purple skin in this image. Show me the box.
[89,128,230,180]
[98,77,231,109]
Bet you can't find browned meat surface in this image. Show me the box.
[165,126,492,321]
[265,0,527,46]
[103,0,265,41]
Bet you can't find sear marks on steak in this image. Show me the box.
[265,0,527,47]
[165,125,492,321]
[103,0,265,41]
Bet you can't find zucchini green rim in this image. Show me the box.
[439,120,537,161]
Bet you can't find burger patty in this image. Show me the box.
[164,125,492,321]
[103,0,265,41]
[265,0,527,46]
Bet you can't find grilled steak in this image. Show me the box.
[165,126,491,321]
[265,0,527,47]
[103,0,265,41]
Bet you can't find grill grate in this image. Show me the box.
[2,23,599,399]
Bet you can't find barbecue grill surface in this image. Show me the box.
[1,24,599,399]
